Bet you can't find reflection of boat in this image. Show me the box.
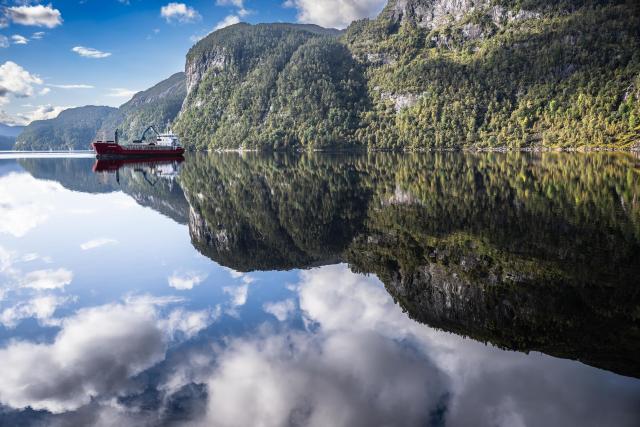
[92,127,185,159]
[92,157,184,173]
[93,157,184,185]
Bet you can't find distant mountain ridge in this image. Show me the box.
[15,73,186,150]
[0,123,24,138]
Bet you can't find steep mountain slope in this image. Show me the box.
[346,0,640,148]
[176,0,639,149]
[14,106,118,151]
[174,23,367,149]
[101,72,187,142]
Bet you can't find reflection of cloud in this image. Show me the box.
[223,284,248,308]
[201,330,446,427]
[80,238,118,251]
[0,172,61,237]
[263,298,295,321]
[0,295,72,328]
[20,268,72,290]
[162,307,220,339]
[168,271,207,290]
[0,302,166,413]
[197,265,640,427]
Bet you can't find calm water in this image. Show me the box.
[0,152,639,426]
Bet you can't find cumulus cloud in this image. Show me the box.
[20,268,73,290]
[72,46,111,58]
[10,104,68,125]
[161,2,201,23]
[263,298,296,321]
[0,172,60,236]
[0,303,166,413]
[168,271,208,290]
[0,295,72,328]
[284,0,386,29]
[0,61,43,104]
[214,14,241,30]
[80,238,118,251]
[6,4,63,28]
[11,34,28,45]
[162,307,219,339]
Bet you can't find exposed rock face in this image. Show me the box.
[184,49,227,94]
[384,0,539,30]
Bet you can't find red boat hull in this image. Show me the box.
[92,142,185,159]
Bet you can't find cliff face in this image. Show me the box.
[175,23,365,149]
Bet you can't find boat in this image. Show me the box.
[92,126,185,159]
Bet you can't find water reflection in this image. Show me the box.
[0,152,639,426]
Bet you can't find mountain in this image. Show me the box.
[100,72,187,142]
[0,136,16,150]
[176,0,640,149]
[0,123,24,138]
[14,106,118,151]
[175,23,366,149]
[15,73,186,150]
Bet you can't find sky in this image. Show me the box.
[0,0,388,126]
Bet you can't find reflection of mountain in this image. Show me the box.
[181,153,370,271]
[182,152,640,378]
[18,158,190,225]
[19,152,640,378]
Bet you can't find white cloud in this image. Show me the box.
[214,14,241,30]
[71,46,111,59]
[20,268,73,290]
[160,3,201,23]
[107,87,137,98]
[223,283,249,308]
[0,303,165,413]
[0,61,43,104]
[11,34,28,45]
[0,295,72,328]
[161,307,219,339]
[168,271,208,290]
[284,0,386,29]
[48,83,94,89]
[6,4,63,28]
[0,35,8,48]
[263,298,296,321]
[32,31,45,40]
[80,238,118,251]
[11,104,68,125]
[0,172,60,236]
[39,87,50,95]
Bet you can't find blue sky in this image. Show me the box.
[0,0,387,126]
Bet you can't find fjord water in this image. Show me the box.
[0,152,639,426]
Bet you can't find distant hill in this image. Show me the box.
[14,106,117,151]
[15,72,187,150]
[0,123,24,138]
[0,136,16,150]
[100,72,186,142]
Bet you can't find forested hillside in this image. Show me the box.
[177,0,640,150]
[174,24,364,149]
[15,73,186,150]
[101,72,187,142]
[14,106,118,151]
